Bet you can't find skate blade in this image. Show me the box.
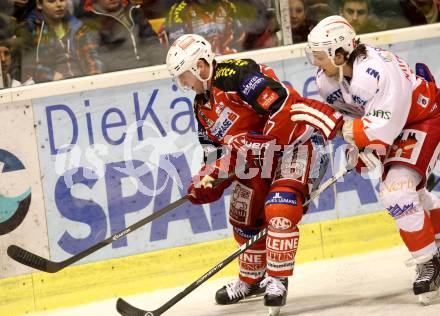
[268,306,281,316]
[418,288,440,305]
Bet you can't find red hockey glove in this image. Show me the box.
[187,155,235,204]
[229,132,280,168]
[290,100,343,140]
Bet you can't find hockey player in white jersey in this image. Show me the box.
[290,15,440,304]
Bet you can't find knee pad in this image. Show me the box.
[265,187,303,227]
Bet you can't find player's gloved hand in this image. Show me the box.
[187,156,235,204]
[345,145,385,176]
[290,99,344,140]
[229,132,279,168]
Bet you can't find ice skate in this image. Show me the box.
[215,278,265,305]
[261,276,288,316]
[413,255,440,305]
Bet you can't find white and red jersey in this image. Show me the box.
[316,45,439,148]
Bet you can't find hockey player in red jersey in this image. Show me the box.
[290,15,440,304]
[166,33,342,314]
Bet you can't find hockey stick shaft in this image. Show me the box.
[116,165,351,316]
[7,178,229,273]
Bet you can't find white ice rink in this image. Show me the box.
[30,246,440,316]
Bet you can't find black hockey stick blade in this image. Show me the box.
[117,298,154,316]
[7,245,60,273]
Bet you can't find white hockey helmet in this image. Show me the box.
[166,34,215,92]
[307,15,357,64]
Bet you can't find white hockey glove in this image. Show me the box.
[341,119,355,146]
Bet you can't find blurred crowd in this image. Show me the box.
[1,0,439,88]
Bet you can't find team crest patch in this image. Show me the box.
[417,93,430,108]
[256,87,278,109]
[385,129,426,165]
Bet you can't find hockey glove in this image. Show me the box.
[187,155,235,204]
[290,100,344,141]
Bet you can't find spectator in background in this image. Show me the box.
[370,0,411,30]
[339,0,385,34]
[289,0,316,43]
[164,0,245,55]
[0,39,34,87]
[1,11,29,83]
[399,0,440,25]
[237,0,280,50]
[82,0,165,72]
[22,0,103,83]
[141,0,178,19]
[0,0,36,22]
[307,0,337,21]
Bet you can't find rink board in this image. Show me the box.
[0,210,403,314]
[0,24,440,315]
[0,101,49,278]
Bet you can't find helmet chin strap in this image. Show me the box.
[330,56,346,83]
[338,64,345,83]
[196,64,214,93]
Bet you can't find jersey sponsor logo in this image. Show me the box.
[234,227,260,239]
[222,59,249,67]
[379,178,415,198]
[240,73,266,98]
[352,94,368,107]
[256,87,278,109]
[417,93,430,108]
[267,236,297,251]
[366,67,380,80]
[366,109,391,120]
[269,217,292,230]
[210,107,239,140]
[386,202,415,218]
[265,191,297,206]
[214,67,236,80]
[326,89,342,104]
[229,182,253,225]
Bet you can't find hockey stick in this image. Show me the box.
[427,174,440,192]
[7,178,229,273]
[116,163,353,316]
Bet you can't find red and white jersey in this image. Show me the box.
[195,59,318,150]
[316,45,439,148]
